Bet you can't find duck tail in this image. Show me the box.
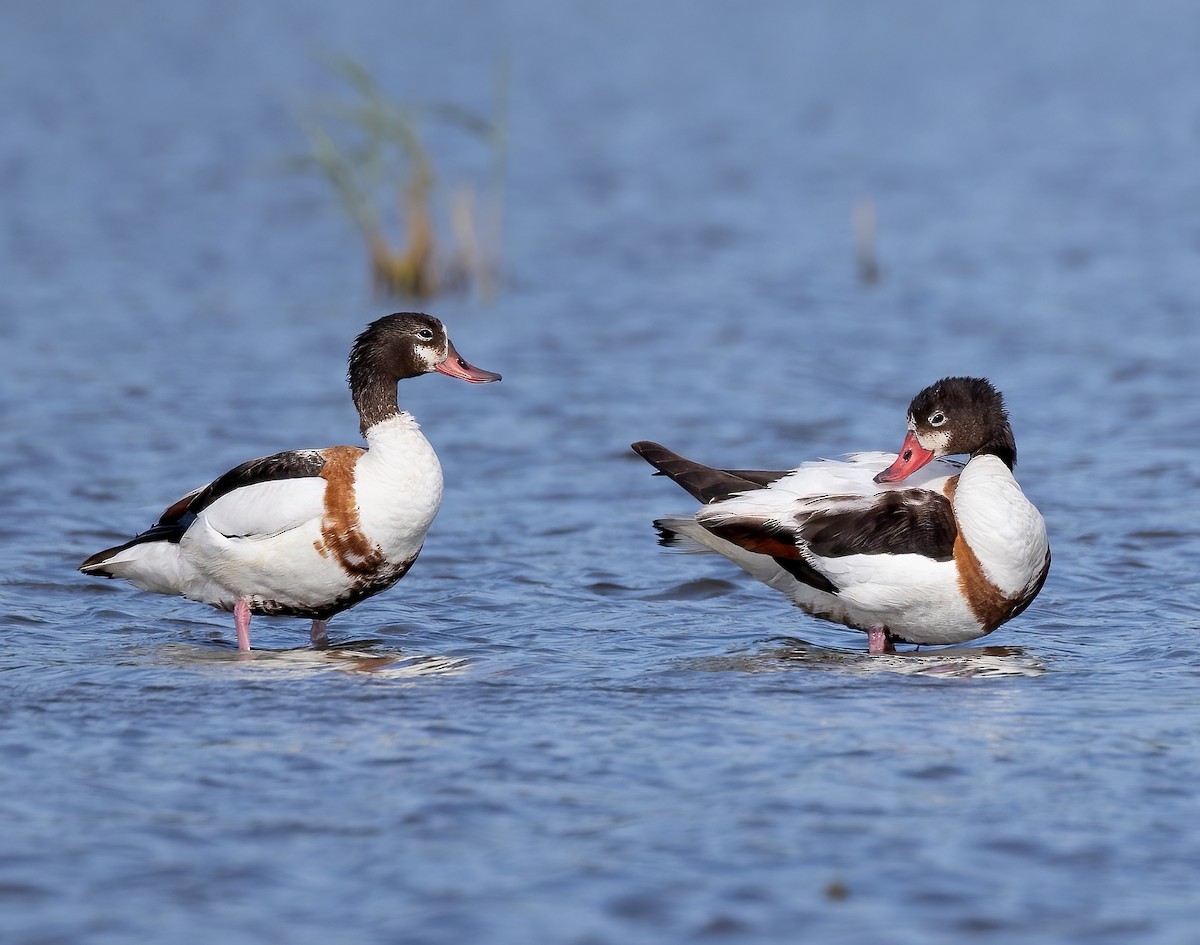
[631,441,776,504]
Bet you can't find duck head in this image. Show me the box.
[874,377,1016,484]
[349,313,501,434]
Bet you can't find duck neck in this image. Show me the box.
[351,374,401,437]
[973,428,1017,471]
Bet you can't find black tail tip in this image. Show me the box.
[79,553,106,572]
[79,547,118,575]
[652,520,682,547]
[632,441,676,477]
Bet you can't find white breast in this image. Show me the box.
[953,455,1048,598]
[353,412,444,558]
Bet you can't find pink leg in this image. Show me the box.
[867,626,896,656]
[310,619,329,649]
[234,598,252,651]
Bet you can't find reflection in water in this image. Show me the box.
[683,638,1047,679]
[642,578,742,601]
[150,642,470,678]
[6,2,1198,943]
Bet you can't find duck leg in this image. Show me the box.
[234,598,252,651]
[867,627,896,656]
[310,619,329,649]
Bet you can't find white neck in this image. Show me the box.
[361,412,440,479]
[362,411,427,455]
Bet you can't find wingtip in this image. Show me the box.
[652,518,681,546]
[78,558,112,577]
[79,551,106,572]
[78,544,122,575]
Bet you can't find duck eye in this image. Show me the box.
[929,411,946,427]
[416,328,435,341]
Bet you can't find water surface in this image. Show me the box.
[3,2,1200,943]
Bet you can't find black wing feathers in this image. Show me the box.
[800,489,958,561]
[772,556,840,594]
[80,450,332,570]
[159,450,330,527]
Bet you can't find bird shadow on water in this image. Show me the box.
[142,639,470,678]
[682,637,1048,680]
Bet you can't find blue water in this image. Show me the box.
[3,2,1200,943]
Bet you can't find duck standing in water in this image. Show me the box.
[633,377,1049,654]
[80,313,501,651]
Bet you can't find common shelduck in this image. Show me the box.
[633,377,1049,654]
[80,312,501,651]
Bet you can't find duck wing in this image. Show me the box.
[81,449,344,570]
[696,484,958,594]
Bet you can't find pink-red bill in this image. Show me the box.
[874,431,936,484]
[434,340,502,384]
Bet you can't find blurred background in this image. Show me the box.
[3,1,1199,943]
